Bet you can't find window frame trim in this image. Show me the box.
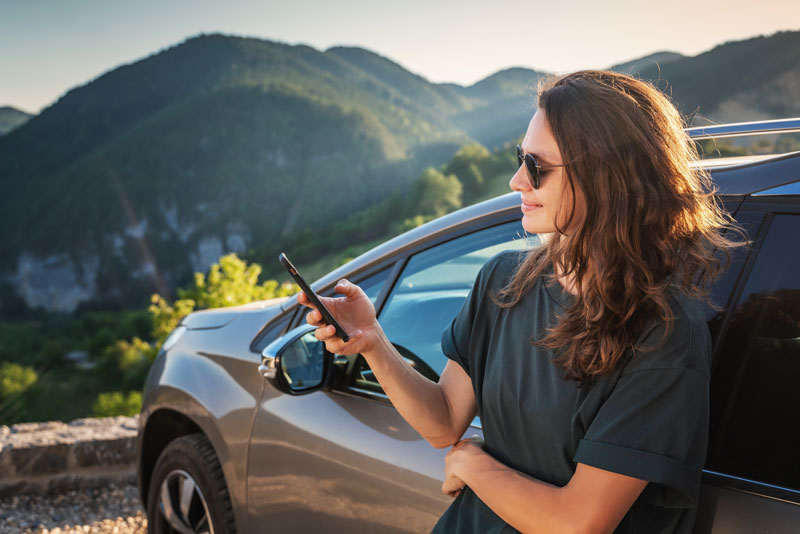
[702,469,800,506]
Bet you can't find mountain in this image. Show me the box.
[611,51,686,75]
[450,68,548,148]
[0,106,33,135]
[0,34,539,314]
[631,31,800,123]
[1,30,798,314]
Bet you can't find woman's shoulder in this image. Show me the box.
[477,249,528,287]
[624,289,712,378]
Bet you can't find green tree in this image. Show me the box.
[0,362,37,400]
[411,168,463,218]
[445,143,491,201]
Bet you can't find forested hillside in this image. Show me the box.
[0,34,539,314]
[630,31,800,122]
[0,30,798,316]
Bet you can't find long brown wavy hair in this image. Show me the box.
[492,70,745,384]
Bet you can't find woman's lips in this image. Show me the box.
[521,201,543,212]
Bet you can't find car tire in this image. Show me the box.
[146,433,236,534]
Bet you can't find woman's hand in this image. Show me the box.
[442,437,485,498]
[298,279,380,356]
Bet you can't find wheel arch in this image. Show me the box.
[138,407,203,505]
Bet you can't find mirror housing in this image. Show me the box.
[259,324,333,395]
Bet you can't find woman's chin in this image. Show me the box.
[521,216,555,235]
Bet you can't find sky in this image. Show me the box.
[1,0,799,113]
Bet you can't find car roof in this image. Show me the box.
[707,151,800,196]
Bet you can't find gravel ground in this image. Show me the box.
[0,483,146,534]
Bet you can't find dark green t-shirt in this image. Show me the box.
[432,250,711,534]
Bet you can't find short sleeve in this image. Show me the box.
[440,276,482,378]
[440,253,502,378]
[574,364,710,508]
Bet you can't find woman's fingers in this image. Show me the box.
[312,328,362,355]
[297,291,317,310]
[312,323,333,339]
[441,480,465,497]
[306,309,325,326]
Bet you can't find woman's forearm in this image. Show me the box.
[456,451,576,534]
[448,442,645,534]
[361,323,461,447]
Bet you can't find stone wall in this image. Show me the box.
[0,416,138,497]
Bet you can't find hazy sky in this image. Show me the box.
[2,0,798,113]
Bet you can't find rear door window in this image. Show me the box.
[706,214,800,490]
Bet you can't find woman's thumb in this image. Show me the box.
[335,278,358,296]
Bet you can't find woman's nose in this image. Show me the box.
[509,165,530,192]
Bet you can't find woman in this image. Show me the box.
[298,70,741,533]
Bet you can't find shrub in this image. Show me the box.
[0,362,37,400]
[91,391,143,417]
[149,253,297,346]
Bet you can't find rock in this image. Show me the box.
[73,438,136,468]
[0,415,139,497]
[12,444,69,476]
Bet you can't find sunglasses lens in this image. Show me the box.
[516,145,539,189]
[525,157,539,189]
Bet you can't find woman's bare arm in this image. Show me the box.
[300,280,477,448]
[445,440,648,534]
[362,332,477,447]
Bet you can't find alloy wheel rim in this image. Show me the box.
[158,469,214,534]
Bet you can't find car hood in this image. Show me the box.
[181,297,289,329]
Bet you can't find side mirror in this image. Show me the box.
[259,324,332,395]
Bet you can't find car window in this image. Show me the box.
[706,210,764,343]
[356,267,392,304]
[706,214,800,491]
[351,221,532,394]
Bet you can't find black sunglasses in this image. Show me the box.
[516,145,566,189]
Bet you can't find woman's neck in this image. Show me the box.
[553,261,580,296]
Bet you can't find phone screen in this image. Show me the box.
[278,253,350,342]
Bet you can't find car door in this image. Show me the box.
[694,200,800,533]
[245,219,529,533]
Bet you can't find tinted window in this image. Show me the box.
[706,214,800,490]
[352,221,532,393]
[706,210,764,343]
[357,268,391,304]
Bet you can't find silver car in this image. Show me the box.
[138,118,800,533]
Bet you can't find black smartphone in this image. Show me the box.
[278,253,350,342]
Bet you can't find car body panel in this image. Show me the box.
[246,387,460,532]
[695,483,800,533]
[140,308,279,533]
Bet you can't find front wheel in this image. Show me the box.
[146,433,236,534]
